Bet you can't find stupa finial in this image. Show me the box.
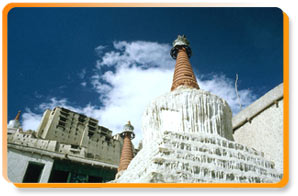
[170,35,199,91]
[173,35,190,47]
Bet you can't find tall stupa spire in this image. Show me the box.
[170,35,199,91]
[15,110,21,120]
[116,121,135,179]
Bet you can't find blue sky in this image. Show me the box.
[7,7,283,144]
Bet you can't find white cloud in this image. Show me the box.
[21,40,257,146]
[198,74,256,114]
[81,82,87,87]
[93,66,173,144]
[22,108,43,131]
[95,45,106,56]
[38,98,68,111]
[96,41,173,70]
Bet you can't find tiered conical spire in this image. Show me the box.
[170,35,199,91]
[117,121,135,175]
[15,111,21,120]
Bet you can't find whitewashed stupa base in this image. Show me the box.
[113,87,282,183]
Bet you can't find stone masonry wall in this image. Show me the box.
[233,84,283,173]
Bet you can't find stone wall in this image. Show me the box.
[233,83,283,173]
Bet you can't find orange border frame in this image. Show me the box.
[2,3,289,188]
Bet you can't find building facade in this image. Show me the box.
[7,107,124,183]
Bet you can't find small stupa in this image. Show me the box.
[7,111,22,135]
[113,35,282,183]
[115,121,135,179]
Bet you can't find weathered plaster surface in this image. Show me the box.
[233,84,283,173]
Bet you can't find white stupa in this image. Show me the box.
[114,36,282,183]
[7,111,21,135]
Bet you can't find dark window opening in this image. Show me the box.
[48,160,117,183]
[88,131,95,137]
[86,153,94,159]
[48,170,69,183]
[71,144,79,149]
[89,122,97,127]
[78,122,84,127]
[60,108,70,117]
[60,116,67,122]
[88,176,103,183]
[58,121,66,127]
[105,137,111,142]
[61,108,70,113]
[60,112,69,117]
[79,114,87,118]
[22,162,44,183]
[89,118,98,123]
[88,126,96,131]
[99,126,112,135]
[78,114,87,122]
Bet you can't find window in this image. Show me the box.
[59,116,67,122]
[48,170,69,182]
[88,131,95,137]
[22,162,45,183]
[89,122,96,127]
[71,144,79,149]
[58,121,66,127]
[88,126,96,131]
